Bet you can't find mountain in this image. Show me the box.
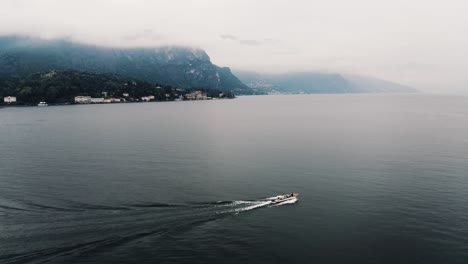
[0,36,252,94]
[0,69,234,105]
[234,70,418,94]
[342,74,418,93]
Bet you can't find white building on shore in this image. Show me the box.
[74,96,91,103]
[184,91,207,100]
[3,96,16,103]
[75,96,106,104]
[141,95,155,102]
[90,98,104,103]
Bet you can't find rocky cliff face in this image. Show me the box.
[0,36,251,94]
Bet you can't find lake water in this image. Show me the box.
[1,95,468,264]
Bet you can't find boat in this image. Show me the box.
[37,102,48,106]
[271,193,299,204]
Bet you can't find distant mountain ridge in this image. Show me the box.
[342,74,418,93]
[234,70,418,94]
[0,36,252,94]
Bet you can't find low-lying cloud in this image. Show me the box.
[220,35,279,46]
[0,0,467,93]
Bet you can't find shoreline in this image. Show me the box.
[0,97,235,108]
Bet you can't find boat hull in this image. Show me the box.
[271,193,299,204]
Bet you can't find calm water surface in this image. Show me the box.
[1,95,468,263]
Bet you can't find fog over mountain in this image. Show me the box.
[0,36,251,93]
[1,0,467,93]
[234,70,417,94]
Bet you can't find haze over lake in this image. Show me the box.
[1,95,468,263]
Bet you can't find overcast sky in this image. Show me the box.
[1,0,467,93]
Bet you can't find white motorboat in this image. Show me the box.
[271,193,299,204]
[37,102,48,106]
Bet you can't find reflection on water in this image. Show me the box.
[1,95,468,263]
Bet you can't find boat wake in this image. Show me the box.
[0,195,297,263]
[212,194,298,214]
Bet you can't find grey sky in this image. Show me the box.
[1,0,467,93]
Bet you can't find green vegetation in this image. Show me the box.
[0,36,254,94]
[0,70,234,105]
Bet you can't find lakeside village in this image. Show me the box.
[73,89,221,104]
[1,88,234,106]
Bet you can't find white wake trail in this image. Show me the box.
[215,194,297,215]
[234,200,272,214]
